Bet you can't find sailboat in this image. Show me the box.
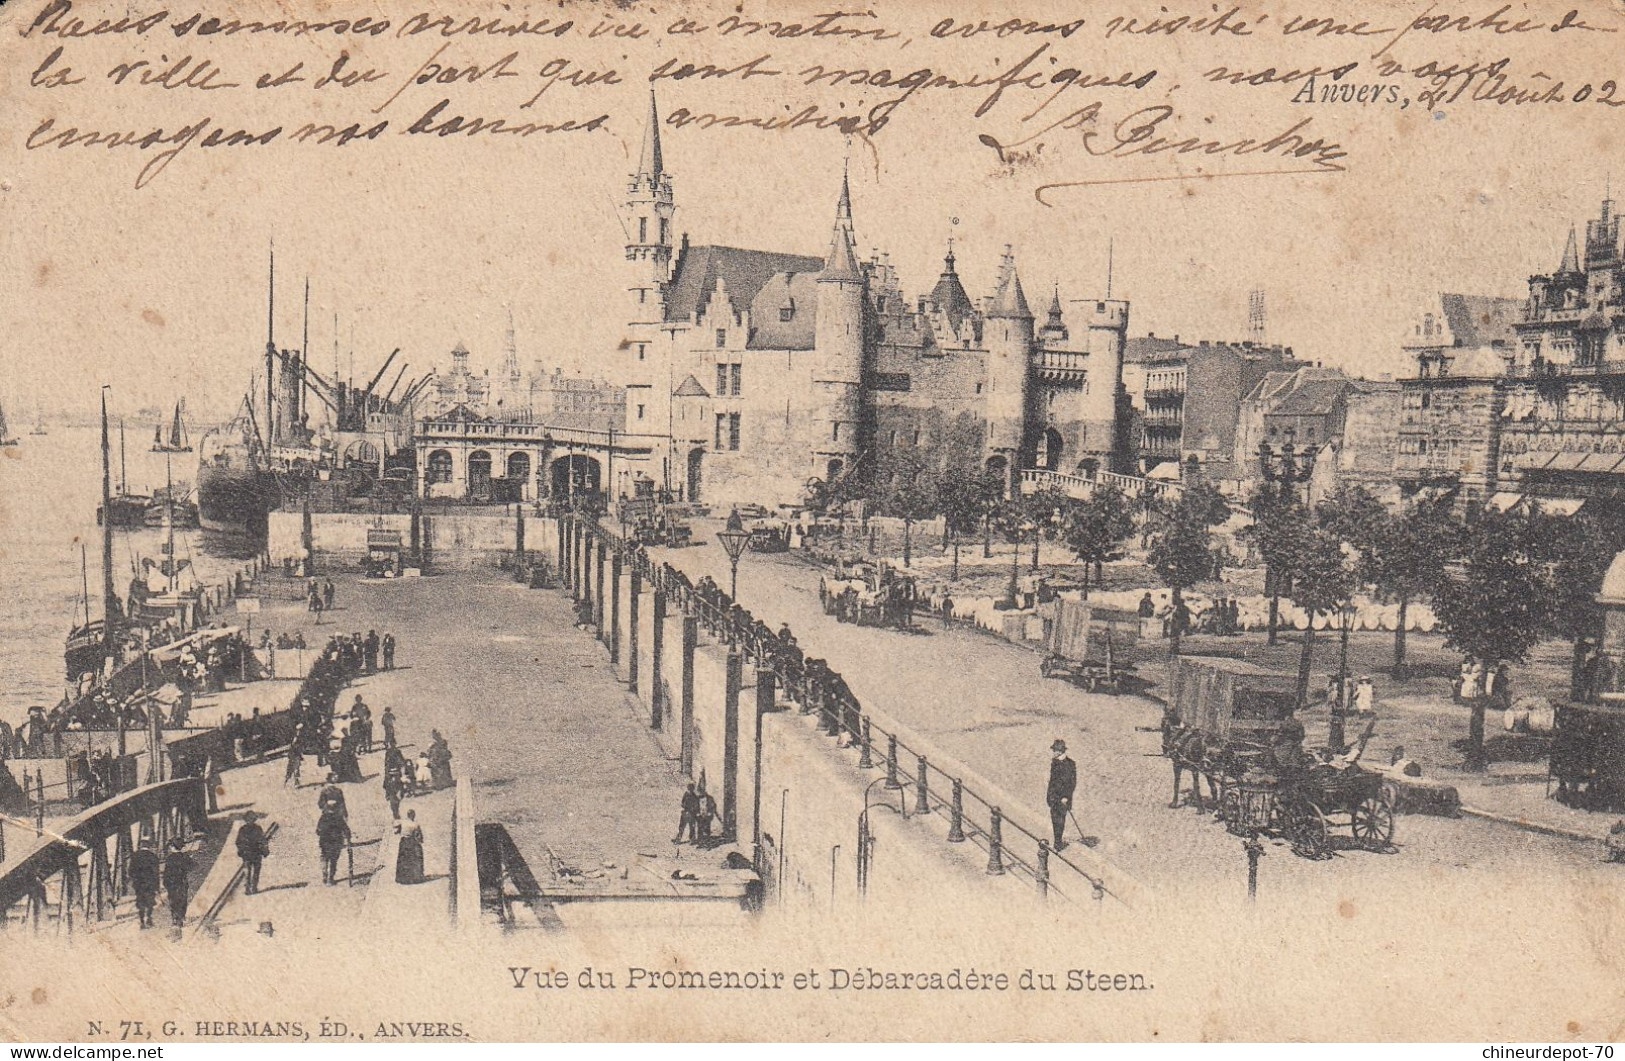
[98,419,152,528]
[151,402,192,453]
[0,402,17,446]
[65,390,121,679]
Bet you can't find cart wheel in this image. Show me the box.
[1352,795,1396,849]
[1288,802,1329,859]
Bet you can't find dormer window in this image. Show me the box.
[780,304,795,322]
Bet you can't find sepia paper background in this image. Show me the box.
[4,0,1625,1042]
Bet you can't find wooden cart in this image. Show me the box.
[1038,601,1139,693]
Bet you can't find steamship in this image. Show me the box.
[197,250,428,538]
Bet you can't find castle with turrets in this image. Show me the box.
[608,92,1130,508]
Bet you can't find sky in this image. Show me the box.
[2,0,1619,424]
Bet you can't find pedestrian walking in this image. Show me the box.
[940,595,954,628]
[697,787,718,842]
[235,811,269,895]
[427,730,454,790]
[1046,738,1077,852]
[323,579,335,611]
[363,630,379,674]
[317,808,350,886]
[383,747,408,820]
[131,839,161,929]
[395,809,425,885]
[381,706,397,750]
[285,740,304,787]
[381,633,396,670]
[163,838,195,928]
[673,782,700,844]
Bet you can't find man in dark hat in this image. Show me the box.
[1046,739,1077,852]
[163,838,195,928]
[131,838,161,929]
[235,811,269,895]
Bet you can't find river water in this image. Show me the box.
[0,423,259,729]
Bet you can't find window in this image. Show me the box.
[717,364,728,396]
[780,305,795,322]
[638,289,646,304]
[716,413,727,449]
[730,363,742,396]
[638,217,647,243]
[912,429,922,445]
[715,328,727,348]
[659,218,668,243]
[832,422,840,441]
[728,413,741,451]
[637,404,645,420]
[637,344,647,361]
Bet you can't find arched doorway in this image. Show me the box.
[985,454,1009,495]
[343,439,380,468]
[467,450,493,500]
[687,448,704,503]
[426,450,453,485]
[506,452,532,499]
[1078,457,1100,479]
[551,454,602,498]
[1037,427,1064,471]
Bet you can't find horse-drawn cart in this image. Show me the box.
[1038,600,1139,693]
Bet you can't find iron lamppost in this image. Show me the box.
[717,508,750,599]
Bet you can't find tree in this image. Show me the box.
[1293,504,1360,746]
[1149,488,1228,656]
[937,469,1002,580]
[1247,487,1309,646]
[990,496,1036,607]
[876,453,937,568]
[1365,497,1461,675]
[1024,485,1070,570]
[1433,509,1555,770]
[1543,509,1625,698]
[1062,484,1134,596]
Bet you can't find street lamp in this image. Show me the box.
[717,508,751,599]
[1257,440,1315,506]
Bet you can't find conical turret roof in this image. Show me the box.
[637,89,663,178]
[1558,225,1582,274]
[822,227,862,282]
[988,269,1033,319]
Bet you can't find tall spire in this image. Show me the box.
[636,89,663,180]
[837,155,854,241]
[1559,225,1582,274]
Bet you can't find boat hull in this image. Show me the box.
[197,463,280,537]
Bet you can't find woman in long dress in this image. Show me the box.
[395,810,425,884]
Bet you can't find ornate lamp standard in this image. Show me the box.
[717,508,751,599]
[1257,439,1315,506]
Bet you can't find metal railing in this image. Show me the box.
[564,516,1124,909]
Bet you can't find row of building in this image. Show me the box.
[403,90,1625,516]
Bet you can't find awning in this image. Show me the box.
[1577,453,1625,474]
[1486,492,1524,513]
[1510,451,1557,471]
[1148,461,1182,481]
[1532,497,1586,516]
[1546,452,1590,472]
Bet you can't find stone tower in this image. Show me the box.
[811,182,866,486]
[1081,297,1129,470]
[984,251,1035,494]
[625,89,674,321]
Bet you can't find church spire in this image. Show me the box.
[636,89,663,181]
[1558,225,1582,274]
[837,157,854,241]
[822,169,862,282]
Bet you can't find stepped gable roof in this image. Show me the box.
[664,246,825,323]
[673,374,710,398]
[1438,293,1522,349]
[746,272,821,350]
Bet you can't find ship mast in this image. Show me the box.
[119,418,127,493]
[166,451,177,596]
[100,387,117,656]
[266,241,277,450]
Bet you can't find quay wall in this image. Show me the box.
[268,511,528,570]
[543,519,1042,916]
